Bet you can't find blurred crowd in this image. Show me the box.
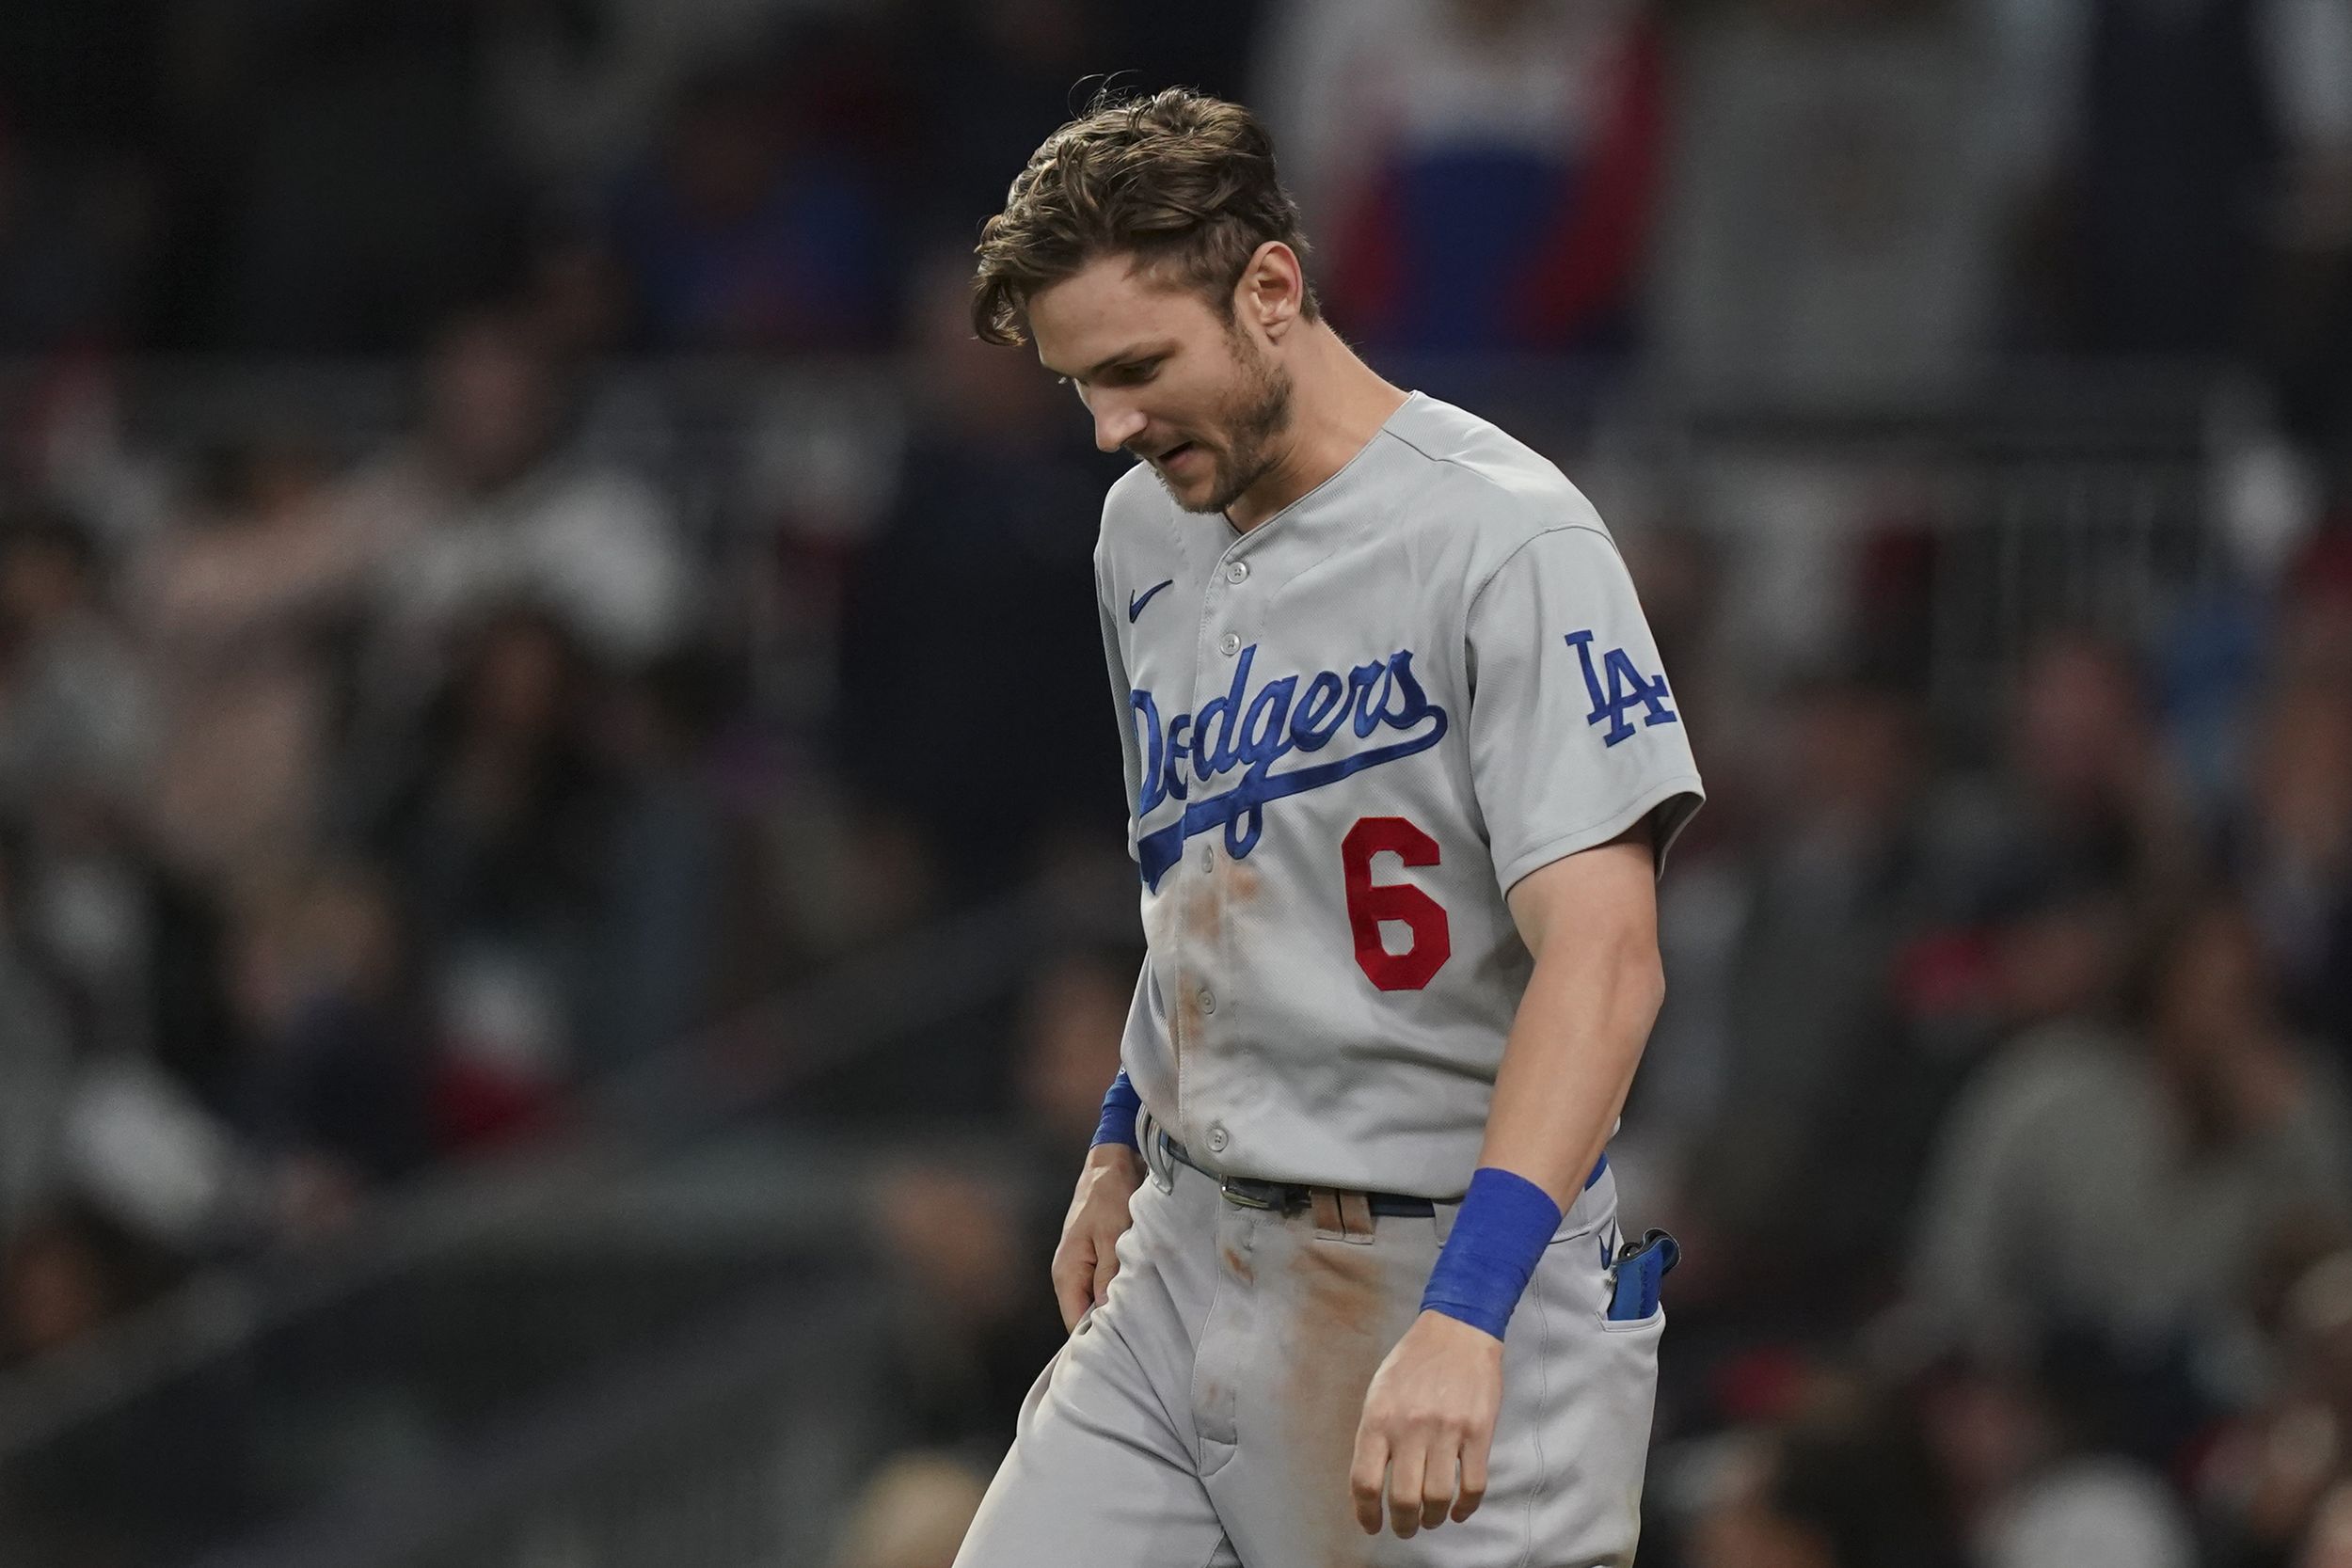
[1,1,2351,1567]
[1616,572,2352,1568]
[0,311,751,1353]
[0,0,2346,425]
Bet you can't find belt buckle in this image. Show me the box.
[1220,1179,1277,1211]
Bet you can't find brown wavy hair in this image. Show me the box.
[971,87,1320,347]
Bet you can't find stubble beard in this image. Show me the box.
[1163,329,1295,517]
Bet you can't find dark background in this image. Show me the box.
[2,1,2351,1565]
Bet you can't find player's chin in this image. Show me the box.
[1157,464,1228,515]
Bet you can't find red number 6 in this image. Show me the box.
[1342,816,1452,990]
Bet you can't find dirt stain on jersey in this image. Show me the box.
[1184,868,1222,944]
[1279,1233,1408,1568]
[1173,972,1204,1050]
[1221,1242,1254,1286]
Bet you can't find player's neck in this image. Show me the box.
[1223,327,1408,534]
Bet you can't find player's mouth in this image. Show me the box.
[1154,441,1202,473]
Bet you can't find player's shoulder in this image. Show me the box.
[1377,393,1613,557]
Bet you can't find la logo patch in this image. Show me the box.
[1565,630,1677,747]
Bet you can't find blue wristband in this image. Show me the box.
[1420,1167,1562,1340]
[1091,1069,1141,1150]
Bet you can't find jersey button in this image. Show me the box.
[1217,631,1241,657]
[1206,1125,1230,1154]
[1199,844,1214,873]
[1224,561,1249,585]
[1199,987,1216,1015]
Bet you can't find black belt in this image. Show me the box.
[1155,1128,1611,1220]
[1158,1131,1437,1217]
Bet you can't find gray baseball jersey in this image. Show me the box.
[1098,391,1704,1197]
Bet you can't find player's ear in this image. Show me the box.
[1237,242,1305,340]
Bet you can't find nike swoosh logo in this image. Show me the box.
[1128,579,1175,623]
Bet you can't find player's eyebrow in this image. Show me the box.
[1040,341,1173,383]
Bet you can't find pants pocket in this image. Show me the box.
[1599,1302,1666,1336]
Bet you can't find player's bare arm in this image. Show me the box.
[1350,821,1664,1539]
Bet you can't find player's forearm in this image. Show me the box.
[1476,924,1663,1208]
[1417,913,1661,1342]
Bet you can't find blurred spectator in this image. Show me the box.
[606,40,897,353]
[1012,944,1135,1162]
[5,354,174,550]
[859,944,1135,1449]
[356,606,615,1147]
[837,253,1122,896]
[0,1200,169,1370]
[333,305,689,715]
[1901,896,2352,1371]
[131,436,358,890]
[0,830,74,1251]
[866,1157,1048,1449]
[574,646,739,1073]
[512,217,635,361]
[1923,631,2198,925]
[2262,0,2352,451]
[480,0,749,198]
[225,863,430,1232]
[830,1449,992,1568]
[2276,531,2352,693]
[10,811,236,1089]
[0,508,241,1081]
[1255,0,1663,355]
[2207,1247,2352,1564]
[1676,675,1935,1307]
[0,508,153,817]
[1648,0,2005,406]
[1609,521,1740,1186]
[1919,1354,2196,1568]
[55,1047,259,1253]
[2227,679,2352,1066]
[1684,1396,1959,1568]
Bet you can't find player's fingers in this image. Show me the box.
[1386,1435,1429,1540]
[1419,1436,1456,1531]
[1089,1234,1120,1306]
[1452,1425,1491,1523]
[1050,1242,1091,1332]
[1348,1427,1390,1536]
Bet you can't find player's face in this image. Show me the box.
[1028,255,1293,515]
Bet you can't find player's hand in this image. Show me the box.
[1051,1142,1145,1331]
[1349,1309,1504,1538]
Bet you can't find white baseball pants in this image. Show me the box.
[952,1111,1662,1568]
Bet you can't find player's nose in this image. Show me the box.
[1092,400,1147,455]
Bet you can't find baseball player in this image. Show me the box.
[953,87,1704,1567]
